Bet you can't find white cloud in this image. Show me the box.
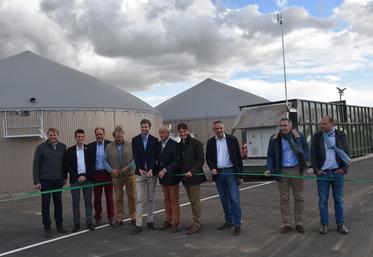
[0,0,372,106]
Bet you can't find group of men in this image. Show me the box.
[33,114,351,239]
[33,119,244,238]
[265,115,351,235]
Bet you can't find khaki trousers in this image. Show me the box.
[161,185,180,225]
[278,166,304,226]
[112,174,136,222]
[184,184,202,228]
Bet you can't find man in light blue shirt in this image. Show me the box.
[265,118,309,234]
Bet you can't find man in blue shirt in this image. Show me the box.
[265,118,309,233]
[87,127,113,226]
[311,116,351,235]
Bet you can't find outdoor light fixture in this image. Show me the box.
[337,87,347,102]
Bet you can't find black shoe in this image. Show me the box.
[233,226,241,236]
[111,221,124,228]
[44,228,52,238]
[95,219,102,227]
[160,221,172,230]
[57,226,68,234]
[319,224,328,235]
[132,226,142,235]
[87,223,95,231]
[147,222,157,230]
[217,223,233,231]
[173,224,181,233]
[337,224,349,235]
[282,225,292,234]
[71,224,80,233]
[296,225,305,234]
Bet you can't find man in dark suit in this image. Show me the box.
[206,120,243,236]
[156,126,181,233]
[311,115,351,235]
[87,127,113,226]
[65,129,95,232]
[178,123,206,235]
[131,119,159,235]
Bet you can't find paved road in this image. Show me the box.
[1,158,373,257]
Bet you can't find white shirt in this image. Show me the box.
[76,145,86,174]
[161,137,169,150]
[216,135,233,169]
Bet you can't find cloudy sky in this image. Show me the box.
[1,0,372,107]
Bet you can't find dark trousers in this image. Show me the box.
[92,171,114,222]
[40,179,64,229]
[71,181,93,226]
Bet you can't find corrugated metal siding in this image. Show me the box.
[0,110,162,194]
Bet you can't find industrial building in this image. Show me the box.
[156,78,268,145]
[0,51,162,194]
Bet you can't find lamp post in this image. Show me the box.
[277,12,289,117]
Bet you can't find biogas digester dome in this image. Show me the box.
[0,51,162,193]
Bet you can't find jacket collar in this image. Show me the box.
[273,129,300,140]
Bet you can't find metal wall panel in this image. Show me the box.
[0,110,162,194]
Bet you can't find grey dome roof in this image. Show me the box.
[156,78,268,120]
[0,51,158,114]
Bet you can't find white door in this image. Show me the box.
[246,128,263,158]
[261,127,278,156]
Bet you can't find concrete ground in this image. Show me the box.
[1,158,373,257]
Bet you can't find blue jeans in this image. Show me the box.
[40,179,64,229]
[317,171,345,225]
[215,168,242,226]
[71,181,93,226]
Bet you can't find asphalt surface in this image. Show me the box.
[1,158,373,257]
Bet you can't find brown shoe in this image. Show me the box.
[160,221,172,230]
[111,221,124,228]
[217,223,233,231]
[233,226,241,236]
[186,225,201,235]
[282,225,292,233]
[131,219,136,226]
[173,224,181,233]
[296,225,304,233]
[185,224,193,231]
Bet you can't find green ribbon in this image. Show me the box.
[0,181,111,203]
[175,172,373,184]
[1,172,373,203]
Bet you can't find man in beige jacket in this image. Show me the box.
[104,126,136,227]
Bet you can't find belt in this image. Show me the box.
[217,167,234,171]
[281,165,298,169]
[323,168,339,172]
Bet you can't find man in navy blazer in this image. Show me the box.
[87,127,114,226]
[131,119,159,235]
[206,120,243,236]
[64,129,95,232]
[156,126,181,232]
